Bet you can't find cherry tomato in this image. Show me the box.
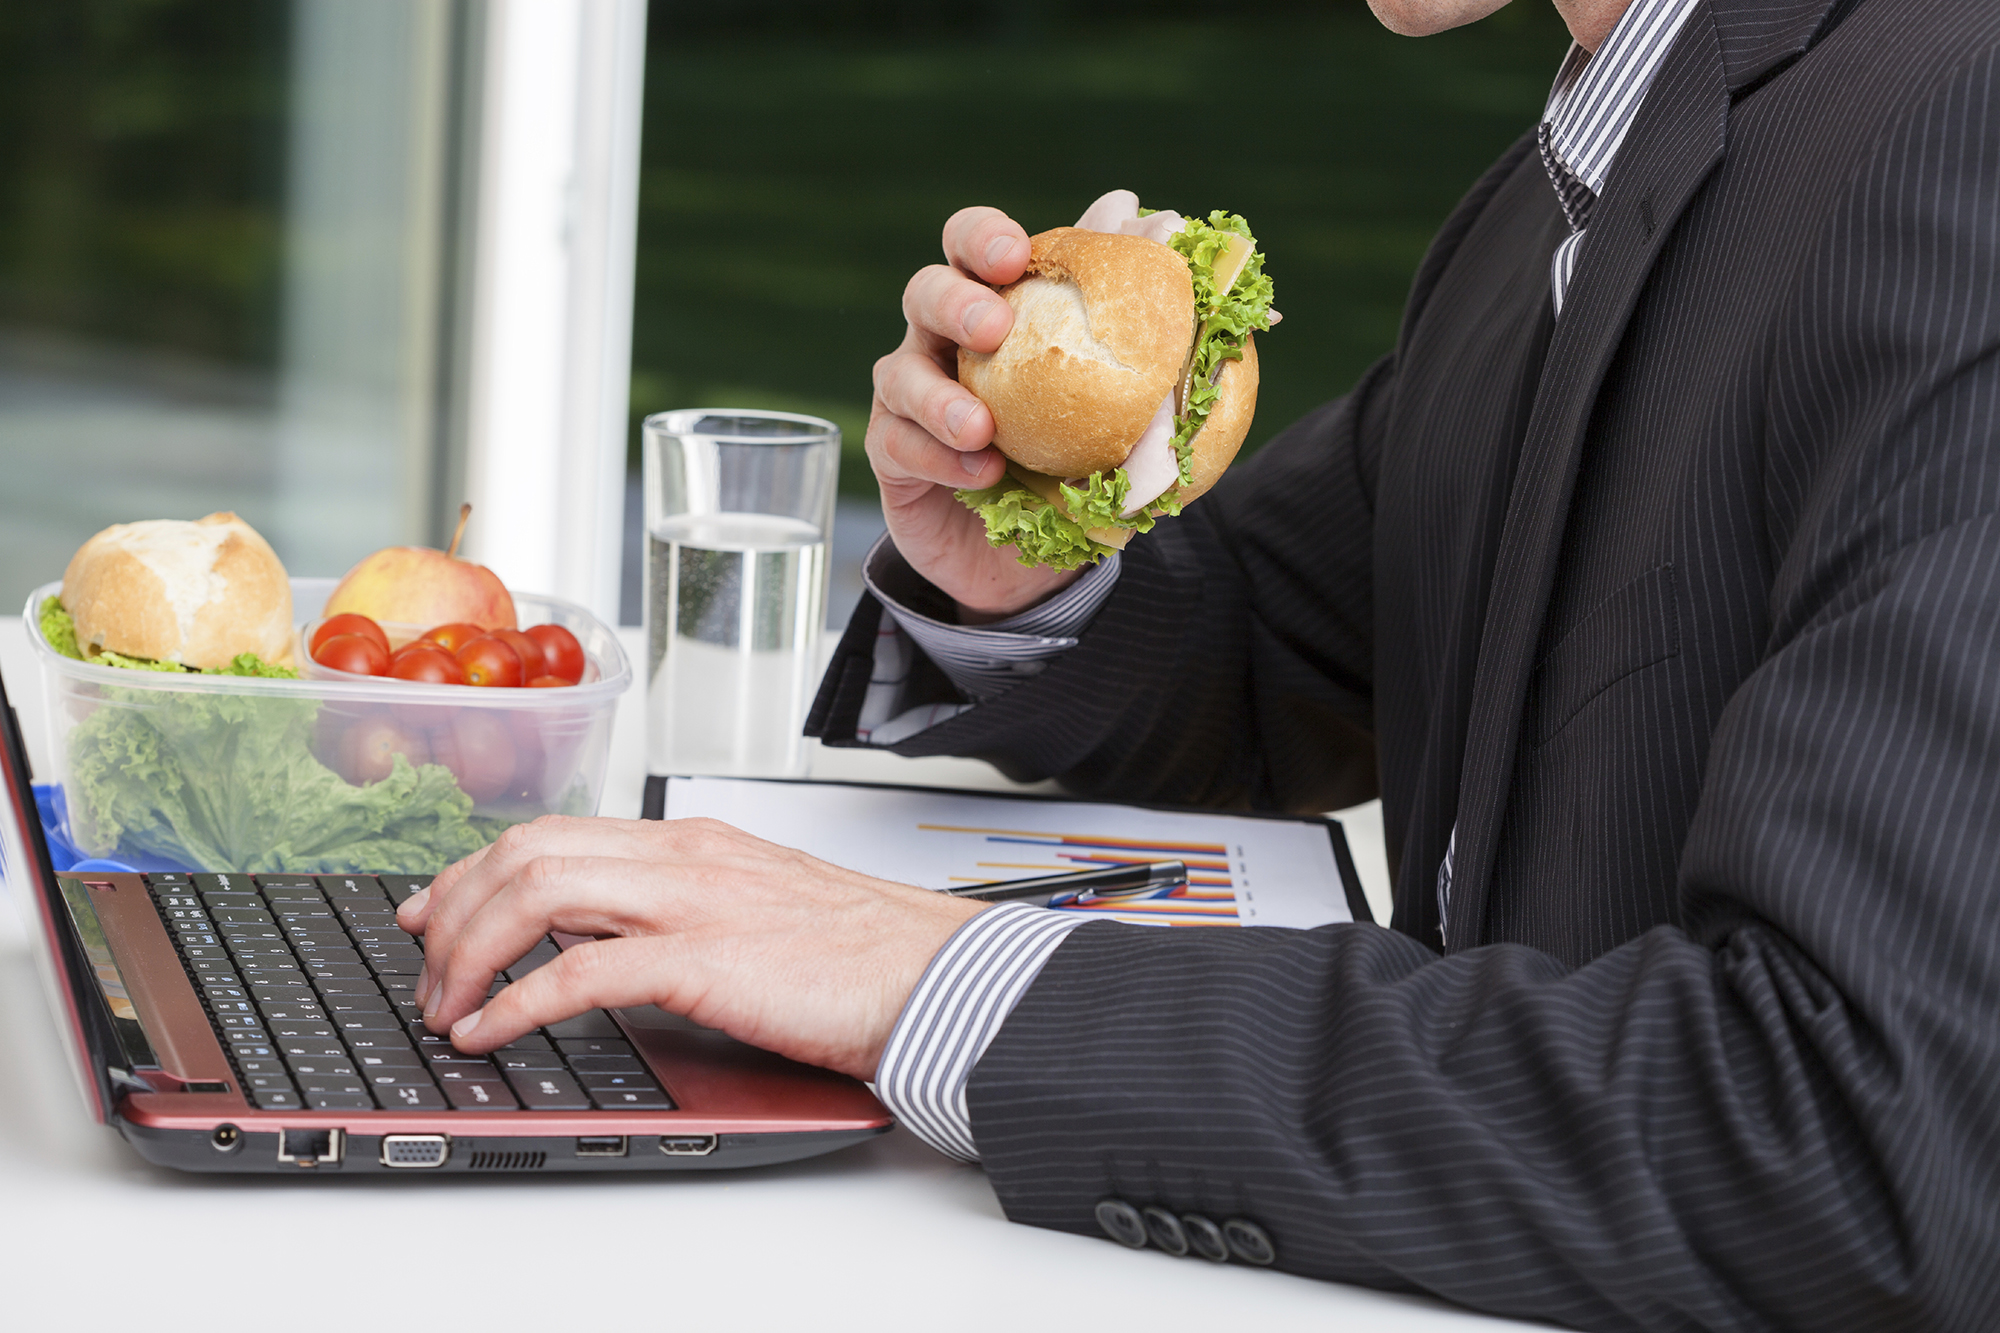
[421,622,485,655]
[342,715,431,785]
[431,710,516,802]
[311,613,390,657]
[493,629,547,680]
[314,632,391,676]
[525,675,569,688]
[525,623,585,684]
[455,635,523,688]
[389,644,467,685]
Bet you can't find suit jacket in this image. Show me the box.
[808,0,2000,1325]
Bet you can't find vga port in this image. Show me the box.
[380,1134,451,1168]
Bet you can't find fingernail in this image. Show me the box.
[452,1009,483,1041]
[414,966,430,1005]
[985,235,1020,270]
[424,987,441,1022]
[403,886,429,914]
[961,448,990,477]
[962,300,994,340]
[943,397,973,440]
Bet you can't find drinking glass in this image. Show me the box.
[642,409,839,779]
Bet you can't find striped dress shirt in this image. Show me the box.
[872,0,1701,1161]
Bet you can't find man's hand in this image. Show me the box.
[870,205,1086,620]
[399,816,986,1082]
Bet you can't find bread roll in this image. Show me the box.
[958,227,1195,478]
[62,513,293,669]
[1179,333,1258,505]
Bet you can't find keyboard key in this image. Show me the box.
[566,1055,646,1075]
[506,1069,590,1110]
[343,1031,414,1053]
[295,946,362,967]
[252,1088,303,1110]
[210,907,276,925]
[354,1048,424,1070]
[374,1083,447,1111]
[322,993,393,1015]
[177,931,219,948]
[501,1034,553,1052]
[182,945,231,963]
[237,1057,288,1076]
[366,1068,439,1088]
[546,1012,622,1039]
[587,1087,672,1109]
[144,872,192,890]
[244,1073,294,1093]
[257,1002,325,1025]
[227,939,293,958]
[496,1050,564,1071]
[295,1074,369,1097]
[237,962,307,983]
[224,1027,272,1045]
[367,957,424,976]
[211,999,257,1017]
[433,1061,500,1079]
[192,873,258,895]
[376,875,432,905]
[304,962,371,981]
[556,1038,635,1059]
[306,1092,375,1111]
[233,1042,276,1059]
[443,1079,518,1111]
[268,1020,339,1041]
[332,1012,405,1033]
[188,959,242,978]
[216,1013,265,1031]
[279,1040,347,1060]
[255,875,319,890]
[577,1072,660,1093]
[317,874,386,898]
[200,892,263,912]
[312,976,386,997]
[284,1057,358,1078]
[360,940,425,960]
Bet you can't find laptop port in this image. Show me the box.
[380,1134,451,1168]
[211,1123,241,1153]
[277,1128,343,1167]
[576,1135,628,1158]
[658,1134,717,1157]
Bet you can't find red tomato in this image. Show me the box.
[342,715,431,785]
[314,633,391,676]
[525,675,569,688]
[525,623,585,684]
[421,622,485,655]
[431,710,516,802]
[389,644,467,685]
[493,629,547,681]
[311,613,390,657]
[455,635,522,688]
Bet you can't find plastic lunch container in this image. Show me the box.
[24,577,630,876]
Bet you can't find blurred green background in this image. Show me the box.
[633,0,1572,494]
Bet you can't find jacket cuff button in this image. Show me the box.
[1180,1213,1230,1262]
[1094,1198,1149,1249]
[1141,1206,1189,1256]
[1222,1217,1276,1266]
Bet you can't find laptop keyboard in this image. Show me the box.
[144,872,675,1114]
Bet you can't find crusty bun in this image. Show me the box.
[958,227,1194,478]
[1179,333,1258,505]
[62,512,293,669]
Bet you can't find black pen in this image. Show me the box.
[942,859,1189,904]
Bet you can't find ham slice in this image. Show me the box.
[1119,392,1180,515]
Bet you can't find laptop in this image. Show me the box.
[0,662,888,1173]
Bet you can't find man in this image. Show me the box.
[404,0,2000,1325]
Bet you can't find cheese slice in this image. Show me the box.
[1209,232,1255,298]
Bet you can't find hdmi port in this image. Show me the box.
[658,1134,717,1157]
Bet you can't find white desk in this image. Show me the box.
[0,620,1533,1332]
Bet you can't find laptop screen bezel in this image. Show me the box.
[0,662,114,1124]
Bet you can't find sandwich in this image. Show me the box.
[955,206,1278,569]
[48,512,296,672]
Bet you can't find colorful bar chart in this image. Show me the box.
[919,824,1243,925]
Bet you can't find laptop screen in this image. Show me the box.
[0,663,115,1122]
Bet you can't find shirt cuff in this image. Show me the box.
[862,532,1121,704]
[872,902,1090,1162]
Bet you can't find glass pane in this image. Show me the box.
[0,0,459,613]
[628,0,1572,626]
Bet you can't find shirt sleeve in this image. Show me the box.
[871,902,1090,1161]
[855,534,1121,745]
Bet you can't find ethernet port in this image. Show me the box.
[277,1128,343,1167]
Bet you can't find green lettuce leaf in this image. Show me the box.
[64,681,502,874]
[956,475,1123,570]
[1166,210,1277,486]
[39,595,297,678]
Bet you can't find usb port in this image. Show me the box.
[380,1133,451,1168]
[658,1134,717,1157]
[576,1135,628,1158]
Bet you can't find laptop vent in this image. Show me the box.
[466,1151,546,1171]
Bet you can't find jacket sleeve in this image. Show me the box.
[965,50,2000,1333]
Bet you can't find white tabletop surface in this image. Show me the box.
[0,619,1537,1332]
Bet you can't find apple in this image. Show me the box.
[323,504,516,631]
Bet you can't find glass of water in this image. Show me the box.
[642,409,839,778]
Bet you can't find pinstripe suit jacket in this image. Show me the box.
[809,0,2000,1324]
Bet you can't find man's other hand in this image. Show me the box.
[869,204,1086,620]
[398,816,986,1082]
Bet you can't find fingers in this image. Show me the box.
[869,358,1003,482]
[940,206,1029,284]
[446,936,673,1052]
[902,262,1012,355]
